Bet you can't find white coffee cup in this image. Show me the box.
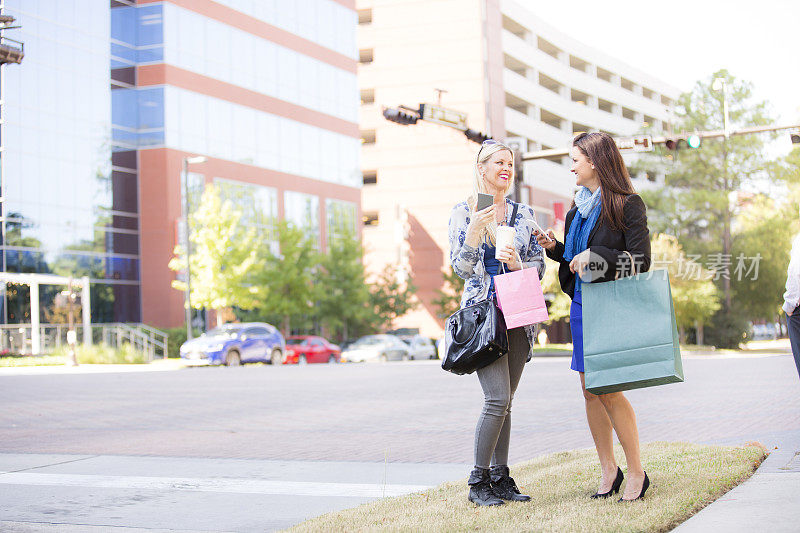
[495,226,515,260]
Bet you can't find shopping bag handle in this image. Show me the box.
[615,250,637,279]
[497,202,523,275]
[498,250,526,275]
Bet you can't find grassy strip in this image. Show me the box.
[0,345,148,366]
[0,355,65,367]
[531,346,572,355]
[287,442,765,533]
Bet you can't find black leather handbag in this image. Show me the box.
[442,294,509,375]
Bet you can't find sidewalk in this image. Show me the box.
[673,431,800,532]
[0,358,185,376]
[0,453,467,532]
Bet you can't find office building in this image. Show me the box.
[1,0,361,328]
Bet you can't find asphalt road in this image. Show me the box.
[0,352,798,531]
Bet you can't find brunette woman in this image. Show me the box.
[536,132,652,501]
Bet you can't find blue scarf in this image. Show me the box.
[564,187,602,292]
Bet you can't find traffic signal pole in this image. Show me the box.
[519,123,800,161]
[382,103,492,144]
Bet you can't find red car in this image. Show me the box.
[283,336,341,364]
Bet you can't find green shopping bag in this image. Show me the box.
[582,269,684,395]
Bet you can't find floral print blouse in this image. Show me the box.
[448,197,546,357]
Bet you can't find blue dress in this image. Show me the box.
[569,290,584,372]
[482,243,501,292]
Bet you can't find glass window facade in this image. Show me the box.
[112,87,165,149]
[2,0,141,323]
[214,178,279,247]
[161,3,358,122]
[164,86,361,188]
[284,191,320,244]
[110,4,164,68]
[207,0,357,60]
[325,199,357,244]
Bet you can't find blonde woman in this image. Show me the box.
[448,140,545,506]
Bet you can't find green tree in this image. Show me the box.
[168,184,262,326]
[368,265,418,331]
[315,230,374,341]
[254,220,319,335]
[432,266,464,319]
[650,234,721,344]
[774,146,800,200]
[636,70,775,346]
[731,196,796,322]
[541,257,571,324]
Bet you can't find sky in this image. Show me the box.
[525,0,800,156]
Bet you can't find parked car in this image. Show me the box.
[179,322,285,366]
[437,335,446,361]
[341,334,410,363]
[751,323,779,341]
[404,334,437,360]
[386,327,420,343]
[284,336,341,364]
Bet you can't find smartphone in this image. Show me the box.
[476,193,493,212]
[530,217,553,241]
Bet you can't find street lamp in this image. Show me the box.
[182,155,207,341]
[712,78,730,138]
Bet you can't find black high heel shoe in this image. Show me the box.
[591,467,623,499]
[619,472,650,502]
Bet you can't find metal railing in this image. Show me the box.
[0,323,168,361]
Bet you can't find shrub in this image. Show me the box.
[52,343,147,364]
[704,308,750,349]
[161,326,202,358]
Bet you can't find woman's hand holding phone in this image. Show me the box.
[465,204,495,245]
[535,228,557,251]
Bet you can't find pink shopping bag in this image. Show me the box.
[494,267,549,328]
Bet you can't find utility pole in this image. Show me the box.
[713,78,733,310]
[182,156,206,341]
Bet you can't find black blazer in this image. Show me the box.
[546,194,651,299]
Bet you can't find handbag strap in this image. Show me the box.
[497,202,523,274]
[508,202,519,227]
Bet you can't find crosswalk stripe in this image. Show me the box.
[0,472,432,498]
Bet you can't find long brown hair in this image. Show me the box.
[573,132,636,231]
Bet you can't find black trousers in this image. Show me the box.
[786,313,800,380]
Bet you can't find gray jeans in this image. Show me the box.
[474,327,529,469]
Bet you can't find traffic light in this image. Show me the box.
[664,134,701,151]
[464,128,492,144]
[791,133,800,144]
[382,107,418,125]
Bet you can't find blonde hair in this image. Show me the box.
[467,141,515,245]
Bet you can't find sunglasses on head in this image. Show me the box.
[476,139,504,163]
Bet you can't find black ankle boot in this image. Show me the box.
[489,465,531,502]
[468,467,505,506]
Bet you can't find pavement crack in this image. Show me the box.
[0,454,101,475]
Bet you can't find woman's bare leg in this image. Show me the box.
[596,390,646,499]
[580,372,618,493]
